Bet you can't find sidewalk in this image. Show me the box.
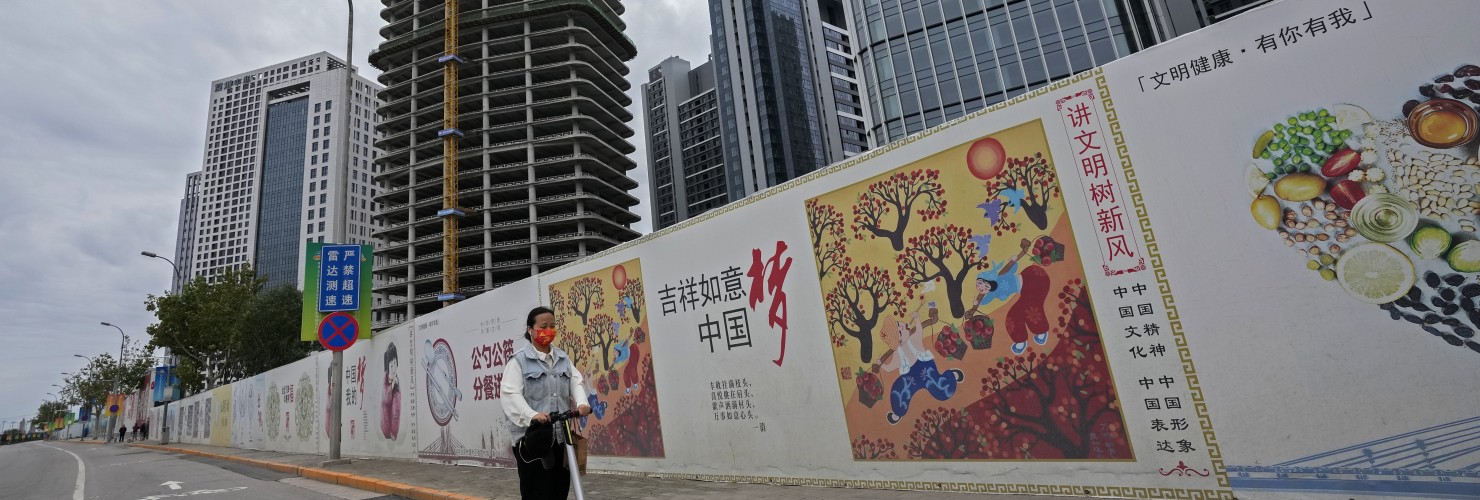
[124,441,1035,500]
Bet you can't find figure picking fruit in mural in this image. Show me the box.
[975,238,1052,355]
[878,310,964,425]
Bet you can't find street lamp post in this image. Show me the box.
[74,354,100,439]
[100,322,126,444]
[142,250,181,445]
[44,393,57,440]
[50,385,72,440]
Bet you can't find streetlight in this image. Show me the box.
[144,249,190,446]
[71,356,103,439]
[99,322,126,444]
[141,251,182,294]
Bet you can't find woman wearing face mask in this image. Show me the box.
[499,306,592,500]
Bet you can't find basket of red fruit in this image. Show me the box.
[933,323,968,360]
[854,367,884,408]
[1031,236,1065,266]
[963,315,995,350]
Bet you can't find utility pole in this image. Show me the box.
[325,0,355,465]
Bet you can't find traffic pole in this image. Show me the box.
[324,0,354,466]
[328,351,342,461]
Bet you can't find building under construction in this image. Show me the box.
[369,0,642,327]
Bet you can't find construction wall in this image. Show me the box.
[139,1,1480,498]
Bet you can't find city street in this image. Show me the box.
[0,441,398,500]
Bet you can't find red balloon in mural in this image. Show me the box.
[966,137,1007,180]
[611,264,628,290]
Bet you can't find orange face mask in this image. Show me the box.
[533,328,557,347]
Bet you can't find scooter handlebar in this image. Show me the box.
[531,410,581,428]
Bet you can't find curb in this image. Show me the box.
[130,444,486,500]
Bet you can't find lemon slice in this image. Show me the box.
[1331,103,1373,132]
[1335,243,1415,304]
[1245,163,1271,198]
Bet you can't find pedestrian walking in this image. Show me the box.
[118,426,127,443]
[500,306,592,500]
[141,421,149,440]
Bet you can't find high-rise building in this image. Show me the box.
[1194,0,1273,26]
[181,53,384,291]
[851,0,1200,144]
[368,1,643,325]
[642,56,729,230]
[708,0,874,201]
[171,172,201,293]
[813,1,874,160]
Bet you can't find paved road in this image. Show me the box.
[0,440,403,500]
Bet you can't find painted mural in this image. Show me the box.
[547,259,665,458]
[807,120,1130,460]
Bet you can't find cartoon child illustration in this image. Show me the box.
[879,310,964,424]
[975,238,1051,355]
[380,343,401,440]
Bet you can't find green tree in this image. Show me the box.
[145,266,318,394]
[33,400,67,430]
[60,341,152,424]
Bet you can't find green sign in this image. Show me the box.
[301,242,374,341]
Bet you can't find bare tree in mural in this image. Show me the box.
[806,199,847,279]
[618,278,644,324]
[851,169,947,251]
[895,224,989,319]
[567,277,605,327]
[583,313,619,371]
[824,263,904,363]
[984,153,1061,233]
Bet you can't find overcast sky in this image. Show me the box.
[0,0,709,428]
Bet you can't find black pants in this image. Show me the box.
[514,440,569,500]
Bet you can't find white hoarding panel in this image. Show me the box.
[413,278,539,467]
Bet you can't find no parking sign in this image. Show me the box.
[317,312,359,351]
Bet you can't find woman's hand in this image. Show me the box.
[578,404,592,417]
[532,412,550,424]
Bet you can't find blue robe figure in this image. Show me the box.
[975,253,1048,355]
[976,260,1022,307]
[612,339,631,367]
[884,314,964,424]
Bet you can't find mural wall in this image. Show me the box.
[131,2,1478,498]
[808,120,1129,461]
[413,280,537,467]
[546,259,664,458]
[340,321,415,458]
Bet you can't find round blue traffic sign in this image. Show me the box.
[318,312,359,351]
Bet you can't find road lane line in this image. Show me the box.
[35,443,85,500]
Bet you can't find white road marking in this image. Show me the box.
[34,443,85,500]
[161,480,183,490]
[135,486,247,500]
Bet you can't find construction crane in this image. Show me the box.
[436,0,465,306]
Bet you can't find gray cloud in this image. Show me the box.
[0,0,706,425]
